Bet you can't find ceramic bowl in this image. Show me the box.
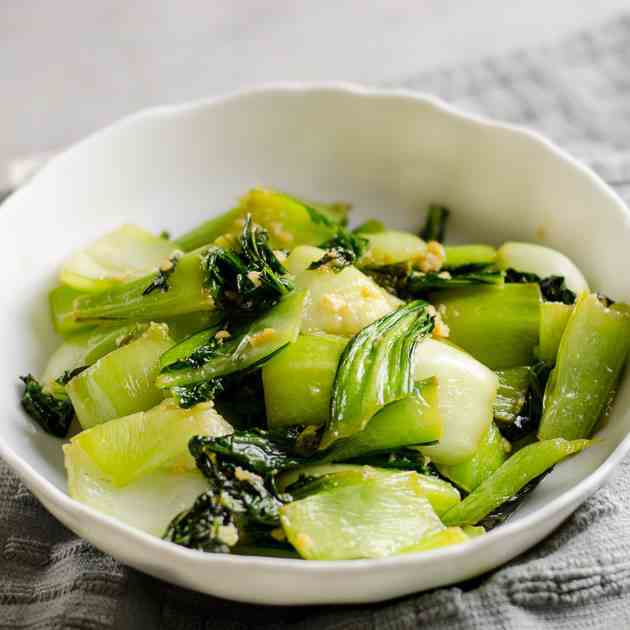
[1,83,629,605]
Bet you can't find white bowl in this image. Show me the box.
[2,83,630,605]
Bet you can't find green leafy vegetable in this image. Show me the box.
[308,231,368,272]
[320,381,442,463]
[189,431,303,477]
[202,214,294,316]
[432,284,541,369]
[157,290,306,390]
[164,488,240,553]
[443,245,496,268]
[538,294,630,440]
[353,219,385,234]
[280,471,444,559]
[174,188,346,252]
[72,248,213,324]
[505,268,576,305]
[55,366,88,385]
[172,380,225,408]
[420,204,450,242]
[365,262,503,297]
[165,434,290,552]
[442,438,589,526]
[20,374,74,438]
[497,362,550,443]
[321,300,434,449]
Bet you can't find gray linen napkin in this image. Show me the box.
[3,14,630,630]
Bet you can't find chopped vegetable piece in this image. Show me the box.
[202,215,294,317]
[287,245,400,337]
[321,380,442,462]
[279,464,460,517]
[353,219,385,234]
[72,248,214,324]
[156,290,306,389]
[20,374,74,438]
[537,302,573,364]
[60,224,177,291]
[175,188,344,252]
[262,334,347,427]
[72,398,231,486]
[64,442,209,537]
[443,245,497,269]
[399,527,469,553]
[415,339,497,465]
[66,323,173,428]
[494,367,531,423]
[538,294,630,440]
[161,310,223,342]
[309,231,368,272]
[166,436,287,552]
[280,471,444,560]
[358,231,427,267]
[322,300,434,449]
[41,322,147,386]
[49,285,94,336]
[420,204,450,242]
[432,284,541,369]
[497,242,588,294]
[497,362,550,443]
[190,430,303,477]
[442,438,589,526]
[505,268,575,305]
[462,525,485,538]
[365,262,503,298]
[436,423,509,492]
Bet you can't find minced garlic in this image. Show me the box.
[248,327,276,347]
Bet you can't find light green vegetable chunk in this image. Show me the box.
[60,224,177,291]
[163,310,223,342]
[72,398,232,486]
[49,285,94,336]
[537,302,573,365]
[280,471,444,559]
[358,230,427,266]
[277,464,460,517]
[286,245,400,337]
[494,366,531,423]
[463,525,486,538]
[66,322,173,428]
[399,527,470,554]
[436,422,509,492]
[175,188,345,252]
[497,242,589,293]
[432,284,541,369]
[42,322,147,386]
[415,339,497,465]
[442,438,589,526]
[72,247,214,324]
[321,380,442,462]
[64,441,209,537]
[443,245,497,268]
[538,293,630,440]
[262,333,347,427]
[156,290,306,389]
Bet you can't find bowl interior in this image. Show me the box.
[1,85,629,539]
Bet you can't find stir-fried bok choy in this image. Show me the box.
[18,188,628,561]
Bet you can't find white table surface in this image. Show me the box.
[1,1,627,186]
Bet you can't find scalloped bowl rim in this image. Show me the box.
[1,81,629,595]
